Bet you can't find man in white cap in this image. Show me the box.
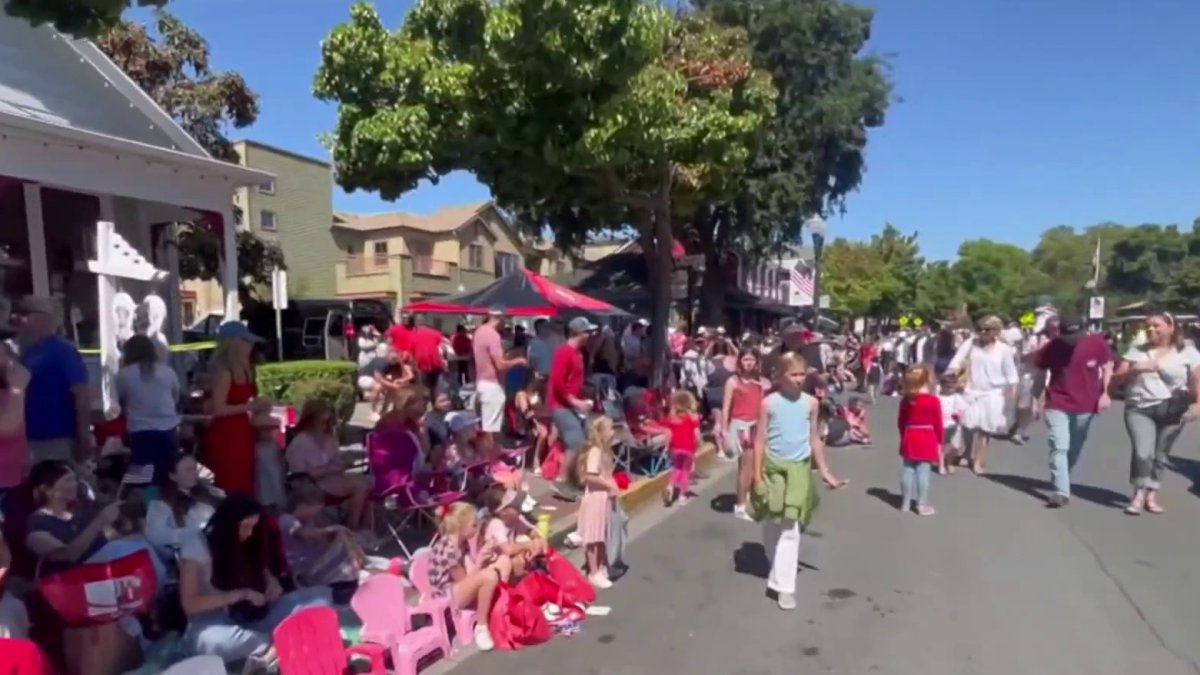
[473,307,527,449]
[548,316,599,499]
[621,318,649,368]
[19,296,93,461]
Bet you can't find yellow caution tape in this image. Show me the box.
[79,341,217,355]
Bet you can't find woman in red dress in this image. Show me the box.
[897,364,943,516]
[205,322,262,495]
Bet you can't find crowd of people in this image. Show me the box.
[0,288,1197,673]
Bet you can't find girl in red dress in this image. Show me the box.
[897,364,943,515]
[205,323,262,496]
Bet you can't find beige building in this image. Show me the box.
[332,201,526,309]
[180,140,337,325]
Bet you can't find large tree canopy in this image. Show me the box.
[95,11,280,305]
[316,0,775,379]
[3,0,165,37]
[683,0,891,323]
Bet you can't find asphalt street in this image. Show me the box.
[443,399,1200,675]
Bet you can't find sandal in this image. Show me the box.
[1125,491,1145,515]
[1146,493,1164,514]
[915,505,936,516]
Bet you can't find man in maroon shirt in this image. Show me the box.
[1034,315,1113,507]
[548,317,598,498]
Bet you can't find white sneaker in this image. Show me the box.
[732,505,754,522]
[589,572,614,590]
[474,624,495,651]
[777,592,797,610]
[565,531,583,548]
[521,494,538,513]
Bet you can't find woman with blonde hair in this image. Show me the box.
[204,322,263,495]
[945,315,1019,474]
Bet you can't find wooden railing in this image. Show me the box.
[344,254,388,275]
[412,256,452,277]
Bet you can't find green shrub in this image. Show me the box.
[256,360,356,402]
[289,378,357,425]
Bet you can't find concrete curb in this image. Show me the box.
[542,445,723,550]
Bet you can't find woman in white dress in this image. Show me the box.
[946,315,1019,474]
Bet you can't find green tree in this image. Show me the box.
[820,238,888,316]
[913,260,961,319]
[96,12,281,304]
[3,0,165,37]
[952,239,1046,318]
[687,0,891,323]
[868,224,922,317]
[315,1,775,380]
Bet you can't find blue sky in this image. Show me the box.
[134,0,1200,260]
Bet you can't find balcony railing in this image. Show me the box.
[344,254,389,276]
[412,256,452,277]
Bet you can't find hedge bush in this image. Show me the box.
[256,360,356,404]
[289,378,357,425]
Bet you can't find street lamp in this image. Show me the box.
[805,214,827,324]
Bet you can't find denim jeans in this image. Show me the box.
[900,461,932,508]
[552,408,587,488]
[1044,410,1094,497]
[129,428,180,483]
[724,419,756,459]
[181,586,333,663]
[1124,403,1187,490]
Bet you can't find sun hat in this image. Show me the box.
[216,321,263,343]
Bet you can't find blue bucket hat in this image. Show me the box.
[216,321,263,343]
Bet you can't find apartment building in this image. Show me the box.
[332,201,525,309]
[179,140,337,324]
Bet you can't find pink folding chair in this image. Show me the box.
[272,606,385,675]
[367,430,466,556]
[408,548,478,650]
[351,574,449,674]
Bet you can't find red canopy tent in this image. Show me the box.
[403,269,630,318]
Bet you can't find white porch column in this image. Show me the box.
[220,205,239,319]
[22,184,49,296]
[162,224,183,344]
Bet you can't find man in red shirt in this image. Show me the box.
[1034,315,1113,507]
[547,317,598,498]
[387,314,414,356]
[410,321,446,391]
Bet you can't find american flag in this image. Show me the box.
[791,262,815,300]
[121,464,155,487]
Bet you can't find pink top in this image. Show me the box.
[472,323,504,384]
[0,392,28,488]
[284,430,340,476]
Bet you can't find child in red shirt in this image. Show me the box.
[897,364,943,516]
[661,390,701,506]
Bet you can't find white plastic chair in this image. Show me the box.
[160,656,226,675]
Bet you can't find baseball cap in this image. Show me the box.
[446,411,480,434]
[216,321,263,343]
[487,306,504,317]
[567,317,598,334]
[635,318,650,327]
[1058,315,1085,334]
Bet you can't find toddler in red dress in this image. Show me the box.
[897,365,943,515]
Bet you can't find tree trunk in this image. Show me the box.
[695,206,726,329]
[643,191,675,389]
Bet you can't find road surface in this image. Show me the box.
[442,399,1200,675]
